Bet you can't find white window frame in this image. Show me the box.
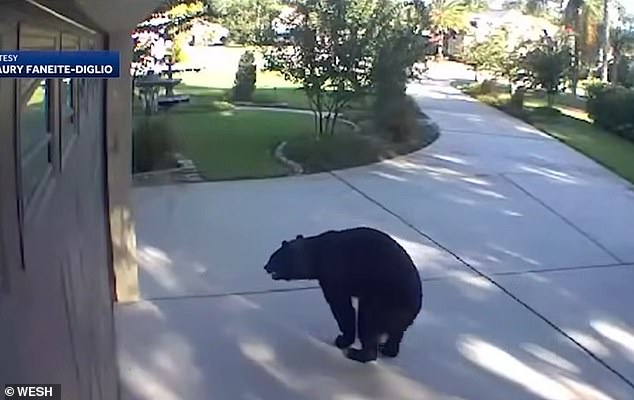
[60,32,79,166]
[16,24,58,215]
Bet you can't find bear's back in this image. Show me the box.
[312,227,422,305]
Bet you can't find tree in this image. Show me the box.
[463,40,496,81]
[563,0,603,94]
[213,0,284,44]
[600,0,610,81]
[232,51,257,100]
[609,15,634,83]
[428,0,467,58]
[525,0,548,16]
[462,28,524,91]
[132,0,206,77]
[265,0,428,138]
[372,2,429,139]
[522,33,572,106]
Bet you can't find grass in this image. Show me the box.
[175,83,374,111]
[135,101,437,181]
[286,122,439,174]
[172,45,373,110]
[460,81,634,184]
[140,109,361,180]
[174,84,312,109]
[132,45,438,181]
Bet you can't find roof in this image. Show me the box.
[468,9,558,33]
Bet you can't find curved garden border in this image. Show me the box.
[132,104,441,185]
[234,105,440,177]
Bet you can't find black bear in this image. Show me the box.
[264,227,423,363]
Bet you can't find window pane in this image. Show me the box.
[60,77,77,155]
[21,140,50,203]
[61,78,73,115]
[20,79,49,154]
[20,78,51,205]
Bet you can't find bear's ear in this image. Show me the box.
[282,240,289,246]
[296,234,304,240]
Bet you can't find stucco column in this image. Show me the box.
[106,30,139,302]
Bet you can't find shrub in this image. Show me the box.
[171,34,188,63]
[583,78,608,97]
[480,79,497,95]
[521,33,572,107]
[508,86,525,110]
[375,95,422,143]
[132,117,179,173]
[231,51,257,101]
[586,85,634,141]
[463,80,497,96]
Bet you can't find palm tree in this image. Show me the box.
[428,0,468,58]
[564,0,602,94]
[609,20,634,83]
[600,0,610,81]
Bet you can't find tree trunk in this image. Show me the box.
[318,111,324,139]
[571,28,579,96]
[437,32,444,59]
[601,0,610,82]
[330,108,342,137]
[612,54,620,84]
[547,91,555,108]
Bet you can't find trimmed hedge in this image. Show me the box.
[133,117,179,173]
[586,84,634,141]
[231,51,257,101]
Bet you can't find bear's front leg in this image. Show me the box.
[321,285,356,349]
[346,299,379,363]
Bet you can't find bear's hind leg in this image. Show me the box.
[379,330,404,358]
[346,300,379,363]
[379,309,413,358]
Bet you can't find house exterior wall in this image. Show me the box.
[0,2,125,398]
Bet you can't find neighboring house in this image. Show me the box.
[272,6,299,41]
[0,0,155,398]
[457,9,559,53]
[188,18,229,46]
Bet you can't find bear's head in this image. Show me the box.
[264,235,315,281]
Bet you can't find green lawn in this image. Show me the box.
[140,109,360,180]
[173,45,372,110]
[530,114,634,184]
[132,45,436,181]
[135,104,437,180]
[461,82,634,184]
[175,84,312,109]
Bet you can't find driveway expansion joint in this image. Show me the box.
[500,173,624,265]
[329,169,634,391]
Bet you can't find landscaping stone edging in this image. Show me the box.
[274,141,303,175]
[417,116,440,132]
[238,105,364,176]
[173,153,204,182]
[133,153,203,186]
[274,115,441,178]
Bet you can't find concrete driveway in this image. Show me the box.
[117,63,634,400]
